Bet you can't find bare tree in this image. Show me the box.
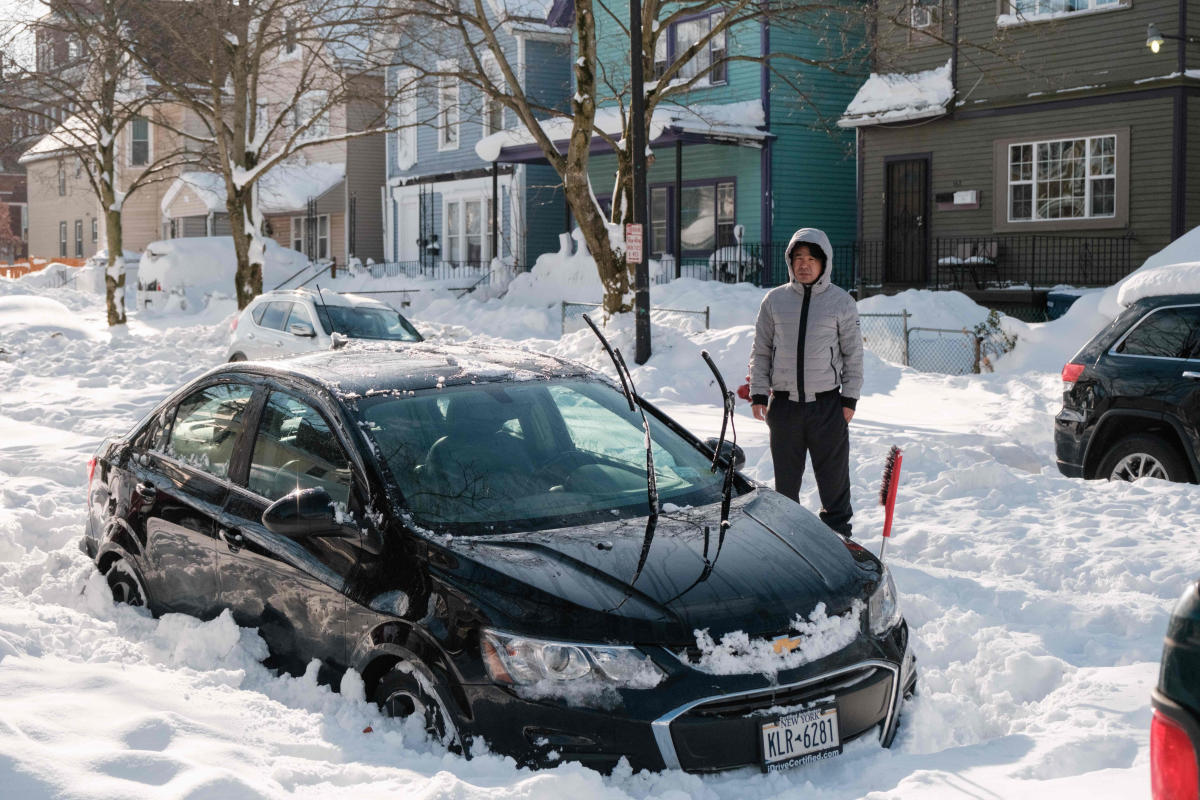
[393,0,874,312]
[0,0,198,324]
[122,0,410,308]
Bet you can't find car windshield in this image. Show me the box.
[314,304,422,342]
[356,379,734,533]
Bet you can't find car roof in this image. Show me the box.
[1128,292,1200,310]
[213,342,600,399]
[251,288,391,310]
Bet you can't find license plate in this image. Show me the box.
[760,703,841,772]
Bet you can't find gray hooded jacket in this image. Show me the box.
[748,228,863,405]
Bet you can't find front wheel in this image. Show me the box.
[374,664,467,756]
[228,352,247,363]
[1097,434,1190,482]
[106,559,147,607]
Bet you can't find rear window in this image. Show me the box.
[258,302,292,331]
[1116,306,1200,359]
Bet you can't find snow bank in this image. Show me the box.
[0,295,96,341]
[1097,225,1200,317]
[138,237,313,312]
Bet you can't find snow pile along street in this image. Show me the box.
[0,244,1197,799]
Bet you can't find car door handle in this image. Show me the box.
[134,481,157,503]
[218,528,244,553]
[1184,371,1200,380]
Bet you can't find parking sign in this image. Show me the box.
[625,223,643,264]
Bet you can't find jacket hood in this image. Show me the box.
[786,228,834,291]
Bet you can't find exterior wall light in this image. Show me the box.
[1146,22,1199,54]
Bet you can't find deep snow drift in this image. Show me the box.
[1,250,1197,799]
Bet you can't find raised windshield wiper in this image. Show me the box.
[660,351,738,605]
[582,314,658,600]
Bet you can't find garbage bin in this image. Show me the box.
[1046,290,1082,320]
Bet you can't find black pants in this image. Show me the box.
[766,391,853,536]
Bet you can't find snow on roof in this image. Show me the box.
[838,60,953,128]
[475,99,767,162]
[161,162,345,216]
[18,115,96,164]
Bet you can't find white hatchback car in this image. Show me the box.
[226,289,423,361]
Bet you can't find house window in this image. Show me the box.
[908,0,943,43]
[444,198,493,264]
[1008,134,1116,222]
[74,220,83,257]
[1006,0,1122,17]
[482,56,505,137]
[294,91,329,140]
[657,12,726,85]
[130,116,150,166]
[679,180,736,252]
[58,221,67,257]
[290,215,330,260]
[284,17,297,54]
[650,187,669,256]
[393,68,418,169]
[438,69,460,150]
[57,162,66,195]
[67,37,80,60]
[91,218,98,242]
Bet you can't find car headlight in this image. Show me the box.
[869,566,902,636]
[481,629,666,688]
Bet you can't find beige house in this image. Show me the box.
[20,105,196,261]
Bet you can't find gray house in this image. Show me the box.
[840,0,1200,302]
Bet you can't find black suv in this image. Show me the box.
[1153,580,1200,799]
[1055,293,1200,482]
[84,344,915,774]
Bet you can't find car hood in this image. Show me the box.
[428,489,880,645]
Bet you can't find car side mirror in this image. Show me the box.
[262,487,386,554]
[704,437,746,470]
[289,321,316,338]
[263,487,342,537]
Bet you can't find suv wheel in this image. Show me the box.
[1097,434,1189,482]
[374,664,467,755]
[228,352,247,362]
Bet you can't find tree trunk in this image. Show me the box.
[101,191,126,326]
[228,187,263,309]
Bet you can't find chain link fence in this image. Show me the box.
[860,311,1009,375]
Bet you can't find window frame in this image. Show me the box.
[908,0,943,45]
[1109,304,1200,362]
[443,196,494,265]
[393,67,418,170]
[129,116,150,167]
[294,91,330,141]
[992,127,1129,232]
[91,218,98,243]
[1001,0,1126,24]
[74,219,83,257]
[290,215,330,260]
[245,388,354,505]
[640,176,737,257]
[657,10,728,87]
[437,63,460,151]
[161,380,259,481]
[58,221,67,257]
[481,55,505,138]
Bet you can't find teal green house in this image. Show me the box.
[483,1,866,286]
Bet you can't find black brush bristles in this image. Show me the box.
[879,445,901,505]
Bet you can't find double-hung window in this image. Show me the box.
[294,92,329,140]
[645,179,736,256]
[482,56,505,137]
[393,68,418,169]
[291,215,330,260]
[655,12,726,85]
[58,221,67,257]
[1008,134,1116,222]
[130,117,150,166]
[438,66,460,150]
[444,198,493,265]
[1005,0,1123,17]
[74,220,83,257]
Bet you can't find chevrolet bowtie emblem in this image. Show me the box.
[772,635,803,655]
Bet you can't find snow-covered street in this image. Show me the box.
[0,262,1194,799]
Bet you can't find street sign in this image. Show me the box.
[625,223,643,264]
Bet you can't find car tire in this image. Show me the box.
[374,664,467,756]
[228,352,247,362]
[1097,434,1190,483]
[106,560,147,607]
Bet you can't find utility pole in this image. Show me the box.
[631,0,651,363]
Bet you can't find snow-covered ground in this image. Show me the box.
[1,244,1197,800]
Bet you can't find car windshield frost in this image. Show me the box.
[314,305,421,342]
[357,379,732,532]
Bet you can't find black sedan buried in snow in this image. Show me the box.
[83,343,916,773]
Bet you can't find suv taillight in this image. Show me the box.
[87,456,96,508]
[231,315,239,332]
[1062,362,1084,385]
[1153,709,1198,800]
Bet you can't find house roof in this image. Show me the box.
[838,60,953,128]
[18,115,94,164]
[475,99,769,163]
[161,162,345,216]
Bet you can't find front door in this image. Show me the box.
[884,157,930,284]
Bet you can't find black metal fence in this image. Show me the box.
[852,233,1134,290]
[664,242,857,292]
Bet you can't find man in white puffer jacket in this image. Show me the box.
[748,227,862,536]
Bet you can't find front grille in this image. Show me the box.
[687,666,880,719]
[667,665,894,772]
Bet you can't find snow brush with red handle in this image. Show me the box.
[878,446,902,561]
